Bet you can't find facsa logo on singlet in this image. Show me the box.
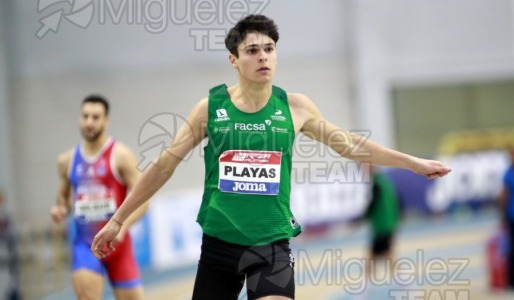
[234,123,266,131]
[214,109,230,122]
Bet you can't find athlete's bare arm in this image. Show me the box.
[50,150,73,223]
[91,98,208,257]
[113,143,149,238]
[288,93,451,179]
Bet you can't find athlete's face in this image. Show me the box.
[79,102,108,143]
[230,32,277,84]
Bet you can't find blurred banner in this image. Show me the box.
[437,128,514,155]
[389,150,508,214]
[128,213,152,268]
[147,192,202,269]
[390,128,514,214]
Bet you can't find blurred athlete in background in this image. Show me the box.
[51,95,148,300]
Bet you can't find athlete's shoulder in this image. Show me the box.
[111,141,140,178]
[57,149,73,175]
[286,93,323,131]
[271,85,287,99]
[286,92,315,109]
[196,97,208,109]
[208,84,227,95]
[189,97,209,121]
[112,141,136,158]
[57,149,73,164]
[208,84,230,103]
[287,92,308,101]
[112,141,141,171]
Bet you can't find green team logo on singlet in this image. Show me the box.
[198,84,302,246]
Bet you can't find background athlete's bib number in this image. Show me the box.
[75,198,117,222]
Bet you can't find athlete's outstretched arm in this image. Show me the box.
[91,98,208,258]
[289,93,451,179]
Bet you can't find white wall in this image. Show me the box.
[0,1,15,212]
[10,0,346,76]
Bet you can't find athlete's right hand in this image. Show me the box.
[50,205,68,223]
[91,219,122,259]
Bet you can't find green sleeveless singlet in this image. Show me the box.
[197,84,302,246]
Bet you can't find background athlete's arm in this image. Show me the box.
[113,143,150,242]
[50,151,73,223]
[91,98,208,257]
[289,93,451,179]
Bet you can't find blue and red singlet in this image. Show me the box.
[69,138,140,288]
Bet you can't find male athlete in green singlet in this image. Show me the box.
[365,168,401,291]
[91,15,451,300]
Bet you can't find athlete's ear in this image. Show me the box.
[229,54,237,68]
[104,114,110,126]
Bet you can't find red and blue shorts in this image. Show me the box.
[72,234,141,288]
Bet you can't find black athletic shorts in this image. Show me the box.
[192,234,295,300]
[371,232,393,256]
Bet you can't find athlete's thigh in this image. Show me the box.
[192,234,246,300]
[72,238,105,275]
[113,286,144,300]
[192,259,245,300]
[72,239,105,299]
[244,241,295,300]
[72,269,104,300]
[103,236,142,290]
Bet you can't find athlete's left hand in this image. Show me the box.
[91,219,122,259]
[413,158,451,179]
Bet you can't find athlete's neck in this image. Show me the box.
[229,81,272,113]
[82,135,109,156]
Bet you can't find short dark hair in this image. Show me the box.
[225,14,279,57]
[81,95,109,115]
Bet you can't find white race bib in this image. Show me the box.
[75,198,117,222]
[218,150,282,195]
